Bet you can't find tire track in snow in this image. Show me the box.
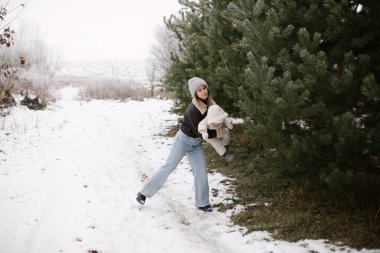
[15,87,236,253]
[22,93,219,253]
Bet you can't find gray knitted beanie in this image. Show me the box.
[188,77,208,97]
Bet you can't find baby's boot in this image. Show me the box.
[222,151,234,163]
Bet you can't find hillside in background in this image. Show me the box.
[57,60,148,83]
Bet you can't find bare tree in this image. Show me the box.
[1,1,57,110]
[0,0,27,113]
[146,24,181,96]
[145,57,158,97]
[151,25,180,74]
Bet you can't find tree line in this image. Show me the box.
[160,0,380,204]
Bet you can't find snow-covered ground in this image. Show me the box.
[0,86,378,253]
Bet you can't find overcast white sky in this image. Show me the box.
[16,0,181,62]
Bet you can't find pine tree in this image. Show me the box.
[230,0,380,200]
[164,0,245,113]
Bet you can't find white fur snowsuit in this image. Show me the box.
[198,104,233,156]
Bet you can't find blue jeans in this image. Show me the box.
[140,130,210,207]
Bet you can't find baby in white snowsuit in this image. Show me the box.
[198,104,234,162]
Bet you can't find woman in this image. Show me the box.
[136,77,216,212]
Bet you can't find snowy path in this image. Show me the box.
[0,87,377,253]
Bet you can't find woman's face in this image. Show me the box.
[196,85,209,100]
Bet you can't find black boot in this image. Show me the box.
[136,192,146,205]
[198,204,213,212]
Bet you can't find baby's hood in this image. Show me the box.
[207,104,228,124]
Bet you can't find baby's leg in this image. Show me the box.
[221,128,230,147]
[206,138,226,156]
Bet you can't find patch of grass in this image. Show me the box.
[203,124,380,250]
[163,124,379,249]
[162,124,179,137]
